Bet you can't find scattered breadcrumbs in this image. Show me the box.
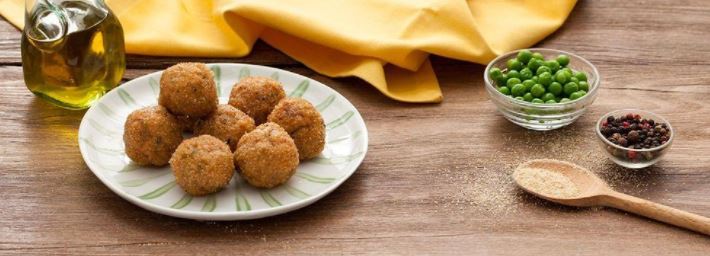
[437,126,659,216]
[513,167,580,198]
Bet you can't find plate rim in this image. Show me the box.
[78,63,369,220]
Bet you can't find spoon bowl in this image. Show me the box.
[514,159,710,235]
[514,159,609,207]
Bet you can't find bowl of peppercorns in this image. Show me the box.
[485,48,600,131]
[596,109,674,169]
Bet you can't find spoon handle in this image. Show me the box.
[601,191,710,235]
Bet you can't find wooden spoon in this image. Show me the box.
[513,159,710,235]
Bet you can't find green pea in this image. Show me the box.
[506,78,521,87]
[569,76,579,83]
[519,68,533,80]
[522,80,535,91]
[507,59,523,71]
[495,74,508,86]
[523,92,534,102]
[556,54,570,67]
[532,52,544,60]
[555,70,570,84]
[536,66,551,75]
[538,72,553,86]
[527,59,543,71]
[511,84,527,97]
[498,86,511,95]
[570,90,587,100]
[489,67,503,80]
[531,84,546,98]
[507,70,520,79]
[548,82,563,96]
[531,76,539,83]
[564,82,579,96]
[561,67,572,74]
[531,98,544,104]
[542,92,556,102]
[545,99,557,104]
[575,71,588,82]
[517,49,533,64]
[559,98,571,103]
[578,81,589,91]
[514,96,525,101]
[545,60,560,73]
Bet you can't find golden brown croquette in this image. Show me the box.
[194,104,255,151]
[159,63,218,117]
[228,76,285,124]
[170,135,235,196]
[267,98,325,160]
[123,106,183,166]
[234,123,299,188]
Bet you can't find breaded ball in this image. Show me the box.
[267,98,325,160]
[159,63,218,117]
[123,106,183,166]
[228,76,285,124]
[234,123,299,188]
[194,104,255,151]
[170,135,235,196]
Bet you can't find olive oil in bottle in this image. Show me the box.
[21,0,125,109]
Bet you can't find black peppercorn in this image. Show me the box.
[600,113,670,149]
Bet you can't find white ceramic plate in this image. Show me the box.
[78,63,368,220]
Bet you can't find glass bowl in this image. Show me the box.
[484,48,600,130]
[595,109,674,169]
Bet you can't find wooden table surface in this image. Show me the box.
[1,0,709,254]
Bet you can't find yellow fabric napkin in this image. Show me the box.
[0,0,576,103]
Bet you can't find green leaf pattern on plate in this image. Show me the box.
[326,111,354,130]
[313,152,364,165]
[260,191,282,207]
[119,171,171,187]
[210,65,222,97]
[235,188,252,211]
[328,130,361,144]
[171,194,193,209]
[118,163,141,173]
[289,80,309,98]
[80,138,123,156]
[284,185,310,199]
[97,103,121,123]
[316,94,335,112]
[117,88,138,107]
[202,195,217,212]
[148,78,159,97]
[239,67,250,79]
[270,72,279,81]
[139,181,176,200]
[295,173,336,184]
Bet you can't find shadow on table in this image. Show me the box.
[92,162,367,240]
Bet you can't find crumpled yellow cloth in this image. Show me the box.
[0,0,576,103]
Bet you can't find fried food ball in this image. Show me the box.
[267,98,325,160]
[123,106,183,166]
[194,104,255,151]
[228,76,285,124]
[234,123,299,188]
[170,135,235,196]
[159,63,218,117]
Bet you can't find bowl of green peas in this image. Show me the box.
[484,48,600,130]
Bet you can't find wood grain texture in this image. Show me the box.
[1,0,709,254]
